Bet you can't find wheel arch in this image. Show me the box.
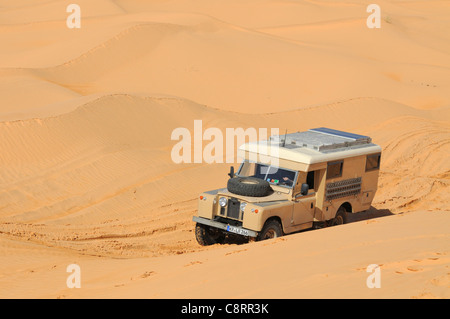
[257,216,284,241]
[261,215,285,234]
[340,202,353,213]
[264,215,283,227]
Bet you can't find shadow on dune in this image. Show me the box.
[215,206,394,246]
[346,206,394,224]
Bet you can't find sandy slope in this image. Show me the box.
[1,210,448,299]
[0,0,449,298]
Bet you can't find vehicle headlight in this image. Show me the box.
[240,202,247,212]
[219,197,228,207]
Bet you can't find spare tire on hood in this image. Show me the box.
[227,177,272,197]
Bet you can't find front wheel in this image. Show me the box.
[257,220,283,241]
[195,223,225,246]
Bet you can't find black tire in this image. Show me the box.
[331,206,348,226]
[257,219,283,241]
[195,223,224,246]
[227,177,272,197]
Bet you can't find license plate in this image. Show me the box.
[226,225,249,236]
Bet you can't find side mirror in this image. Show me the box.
[300,183,309,196]
[228,166,235,179]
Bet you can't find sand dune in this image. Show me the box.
[0,95,448,260]
[0,0,449,299]
[33,18,450,112]
[2,2,449,115]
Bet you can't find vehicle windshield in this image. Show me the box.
[237,161,296,188]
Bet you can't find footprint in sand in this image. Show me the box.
[406,266,423,272]
[131,271,156,280]
[184,261,203,267]
[225,249,247,256]
[395,255,444,274]
[430,274,450,287]
[140,271,156,278]
[262,237,287,246]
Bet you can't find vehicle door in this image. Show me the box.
[292,171,317,225]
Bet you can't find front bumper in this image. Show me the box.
[193,216,258,238]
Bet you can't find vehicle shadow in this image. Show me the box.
[346,206,394,224]
[220,206,394,246]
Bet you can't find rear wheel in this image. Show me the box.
[257,219,283,241]
[331,206,348,226]
[195,223,225,246]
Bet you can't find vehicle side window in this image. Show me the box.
[365,153,381,171]
[327,161,343,179]
[306,171,315,189]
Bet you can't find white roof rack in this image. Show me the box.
[239,128,381,165]
[270,127,373,153]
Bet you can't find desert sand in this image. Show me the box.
[0,0,449,299]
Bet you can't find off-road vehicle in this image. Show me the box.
[193,127,381,245]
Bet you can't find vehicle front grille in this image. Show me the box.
[219,197,242,220]
[227,198,241,219]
